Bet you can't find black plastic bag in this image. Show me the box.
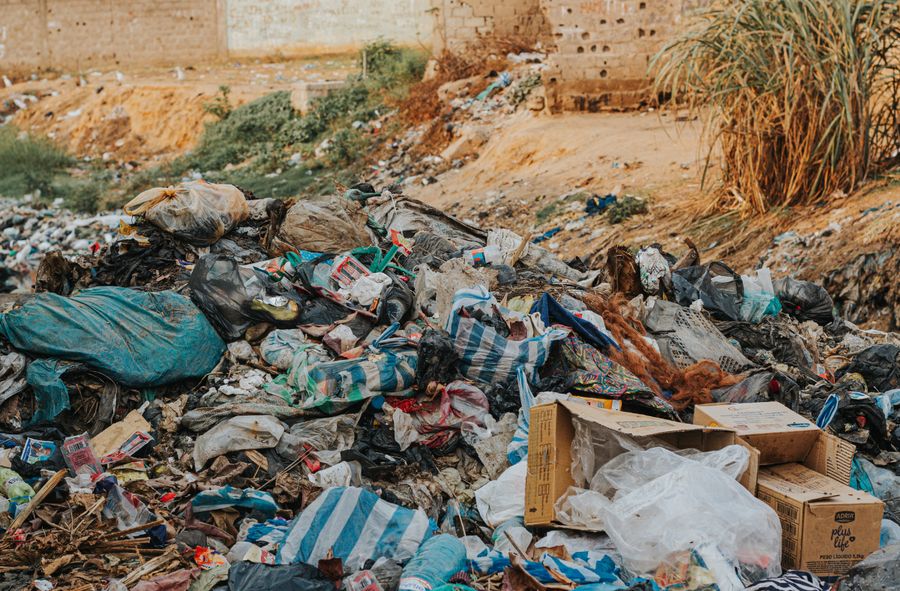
[774,277,835,324]
[189,254,304,340]
[228,561,334,591]
[837,344,900,392]
[378,273,414,325]
[672,262,743,321]
[416,329,459,387]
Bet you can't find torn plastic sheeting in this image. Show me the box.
[276,486,433,571]
[274,194,372,254]
[24,359,79,425]
[445,286,567,386]
[193,415,285,470]
[191,486,278,517]
[123,181,250,246]
[475,459,527,528]
[0,287,225,423]
[277,414,357,461]
[228,561,334,591]
[369,197,486,251]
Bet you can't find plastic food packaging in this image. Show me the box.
[463,245,501,268]
[398,534,467,591]
[124,181,249,245]
[0,467,35,512]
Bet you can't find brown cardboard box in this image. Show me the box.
[524,400,753,527]
[693,402,855,485]
[756,463,883,576]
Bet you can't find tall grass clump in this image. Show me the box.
[0,125,73,198]
[654,0,900,214]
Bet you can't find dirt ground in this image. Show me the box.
[408,108,900,281]
[1,55,356,163]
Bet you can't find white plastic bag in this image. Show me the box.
[590,445,750,498]
[193,415,285,469]
[474,460,527,528]
[554,486,610,530]
[600,462,782,583]
[124,181,249,245]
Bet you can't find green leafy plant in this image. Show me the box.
[202,85,233,120]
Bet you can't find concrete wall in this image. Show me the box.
[0,0,225,72]
[225,0,434,56]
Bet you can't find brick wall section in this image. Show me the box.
[541,0,705,111]
[1,0,223,72]
[432,0,548,52]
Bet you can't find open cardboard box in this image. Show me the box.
[524,399,756,528]
[692,401,855,487]
[756,463,882,576]
[692,402,879,576]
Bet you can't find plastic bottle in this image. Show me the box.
[0,467,35,510]
[398,535,467,591]
[463,245,501,268]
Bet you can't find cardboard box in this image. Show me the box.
[524,400,753,527]
[756,463,883,576]
[693,402,855,485]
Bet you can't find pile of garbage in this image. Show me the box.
[0,179,898,591]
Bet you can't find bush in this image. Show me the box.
[0,125,73,198]
[654,0,900,214]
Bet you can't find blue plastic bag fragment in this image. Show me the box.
[530,293,618,353]
[25,359,81,424]
[0,287,225,423]
[192,486,278,517]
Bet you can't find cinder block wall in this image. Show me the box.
[0,0,225,72]
[432,0,549,52]
[541,0,705,111]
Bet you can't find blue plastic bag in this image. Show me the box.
[0,287,225,422]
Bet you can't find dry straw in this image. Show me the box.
[654,0,900,214]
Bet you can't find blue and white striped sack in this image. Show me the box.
[445,286,567,386]
[276,486,433,570]
[507,366,534,466]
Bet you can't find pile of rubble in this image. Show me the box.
[0,180,898,591]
